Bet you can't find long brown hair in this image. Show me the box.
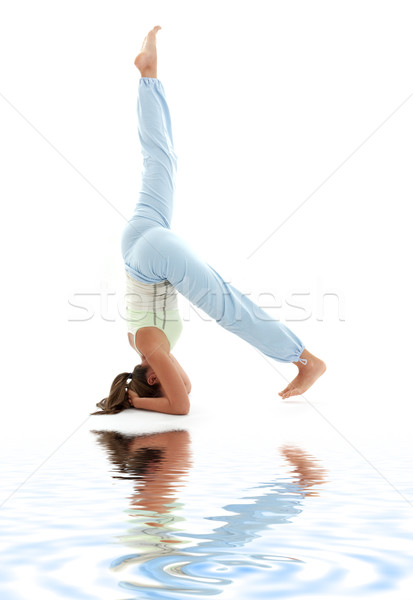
[91,364,162,415]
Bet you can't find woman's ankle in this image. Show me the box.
[293,348,312,369]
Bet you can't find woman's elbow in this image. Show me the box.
[173,399,190,415]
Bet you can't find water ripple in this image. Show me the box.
[1,430,412,599]
[90,430,413,598]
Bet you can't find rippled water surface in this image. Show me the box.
[1,417,412,599]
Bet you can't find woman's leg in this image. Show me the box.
[121,26,176,272]
[132,76,177,230]
[140,225,326,395]
[138,226,305,363]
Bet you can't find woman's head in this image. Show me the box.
[91,363,162,415]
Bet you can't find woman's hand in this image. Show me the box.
[127,389,140,408]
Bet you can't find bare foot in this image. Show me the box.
[134,25,162,77]
[278,349,326,399]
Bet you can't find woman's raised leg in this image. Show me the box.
[134,27,176,229]
[121,26,177,273]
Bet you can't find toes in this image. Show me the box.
[279,384,291,395]
[149,26,161,37]
[286,388,303,399]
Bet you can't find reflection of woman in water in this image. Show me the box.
[93,429,192,515]
[93,429,326,593]
[92,25,326,416]
[93,429,193,571]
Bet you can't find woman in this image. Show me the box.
[92,26,326,416]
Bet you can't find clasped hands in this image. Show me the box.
[127,389,140,408]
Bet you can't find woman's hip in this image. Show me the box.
[121,221,173,283]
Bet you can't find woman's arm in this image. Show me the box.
[169,354,192,394]
[128,392,188,415]
[129,345,190,415]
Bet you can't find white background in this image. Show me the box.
[0,0,412,454]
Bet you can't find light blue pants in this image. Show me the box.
[121,78,307,364]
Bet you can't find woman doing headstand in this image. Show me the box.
[93,26,326,416]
